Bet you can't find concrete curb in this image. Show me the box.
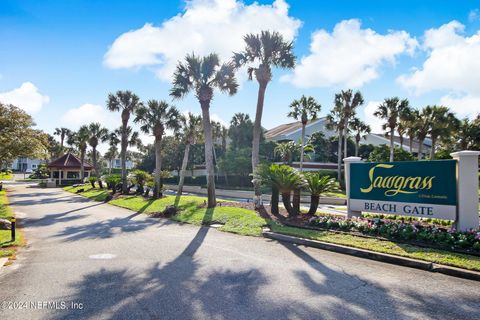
[263,231,480,282]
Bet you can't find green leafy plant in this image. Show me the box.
[88,176,97,188]
[303,173,339,215]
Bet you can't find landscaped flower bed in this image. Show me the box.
[308,215,480,253]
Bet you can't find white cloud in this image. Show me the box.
[103,0,301,80]
[362,101,383,134]
[283,19,417,88]
[439,94,480,119]
[398,21,480,118]
[61,104,119,130]
[0,82,49,113]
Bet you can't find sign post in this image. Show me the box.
[344,157,362,218]
[451,151,480,231]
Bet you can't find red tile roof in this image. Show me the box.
[47,153,93,170]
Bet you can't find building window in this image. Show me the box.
[67,171,79,179]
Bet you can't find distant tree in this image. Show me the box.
[228,113,253,150]
[87,122,109,176]
[349,118,371,157]
[54,127,72,151]
[374,97,409,161]
[287,95,321,171]
[368,145,414,162]
[105,131,120,174]
[135,100,180,198]
[308,132,332,162]
[456,115,480,150]
[233,30,296,207]
[170,53,238,208]
[68,125,90,180]
[427,105,459,159]
[176,113,202,202]
[106,90,142,193]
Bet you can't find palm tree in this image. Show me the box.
[397,106,413,149]
[287,95,321,171]
[54,127,72,151]
[349,118,371,157]
[414,109,431,160]
[274,141,296,165]
[304,173,338,215]
[404,108,419,153]
[326,107,345,182]
[68,125,89,181]
[105,131,120,174]
[134,100,180,199]
[426,105,459,159]
[337,90,364,160]
[86,122,108,176]
[233,30,296,207]
[176,112,202,204]
[106,90,142,193]
[228,113,253,150]
[170,53,238,208]
[374,97,409,161]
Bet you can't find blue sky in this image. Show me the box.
[1,0,479,150]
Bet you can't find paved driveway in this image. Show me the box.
[0,183,479,319]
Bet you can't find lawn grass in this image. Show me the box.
[64,185,267,236]
[268,222,480,272]
[0,173,13,180]
[0,189,24,257]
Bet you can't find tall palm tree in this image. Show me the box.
[233,30,296,207]
[374,97,409,161]
[287,95,321,171]
[176,112,202,204]
[426,105,459,159]
[170,53,238,208]
[54,127,72,151]
[69,125,90,181]
[349,118,371,157]
[326,107,345,182]
[134,100,180,199]
[397,106,412,150]
[106,90,142,193]
[403,108,419,153]
[86,123,108,176]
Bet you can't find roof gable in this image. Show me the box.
[47,153,93,169]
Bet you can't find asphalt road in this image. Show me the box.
[0,183,479,320]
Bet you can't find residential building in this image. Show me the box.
[10,158,46,172]
[105,158,134,170]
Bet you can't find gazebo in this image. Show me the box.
[47,153,93,185]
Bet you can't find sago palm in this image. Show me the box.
[170,53,238,208]
[106,90,142,193]
[233,30,296,208]
[175,112,202,204]
[304,173,339,215]
[374,97,409,161]
[287,95,321,171]
[134,100,180,198]
[86,122,109,176]
[349,117,371,157]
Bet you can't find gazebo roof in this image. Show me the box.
[47,152,93,170]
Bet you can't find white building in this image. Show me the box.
[265,118,432,158]
[105,158,134,170]
[10,158,45,172]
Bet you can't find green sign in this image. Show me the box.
[350,160,457,206]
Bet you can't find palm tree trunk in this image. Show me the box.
[409,135,413,153]
[308,195,320,215]
[109,158,112,174]
[300,124,305,171]
[355,138,360,157]
[120,129,128,193]
[80,149,85,181]
[418,139,424,160]
[175,142,190,204]
[271,186,279,215]
[343,128,348,159]
[201,101,216,208]
[430,136,436,160]
[153,136,162,199]
[252,82,268,208]
[337,132,343,182]
[399,134,404,149]
[281,192,293,215]
[92,146,98,176]
[389,128,394,162]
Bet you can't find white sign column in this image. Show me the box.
[344,156,362,218]
[451,150,480,231]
